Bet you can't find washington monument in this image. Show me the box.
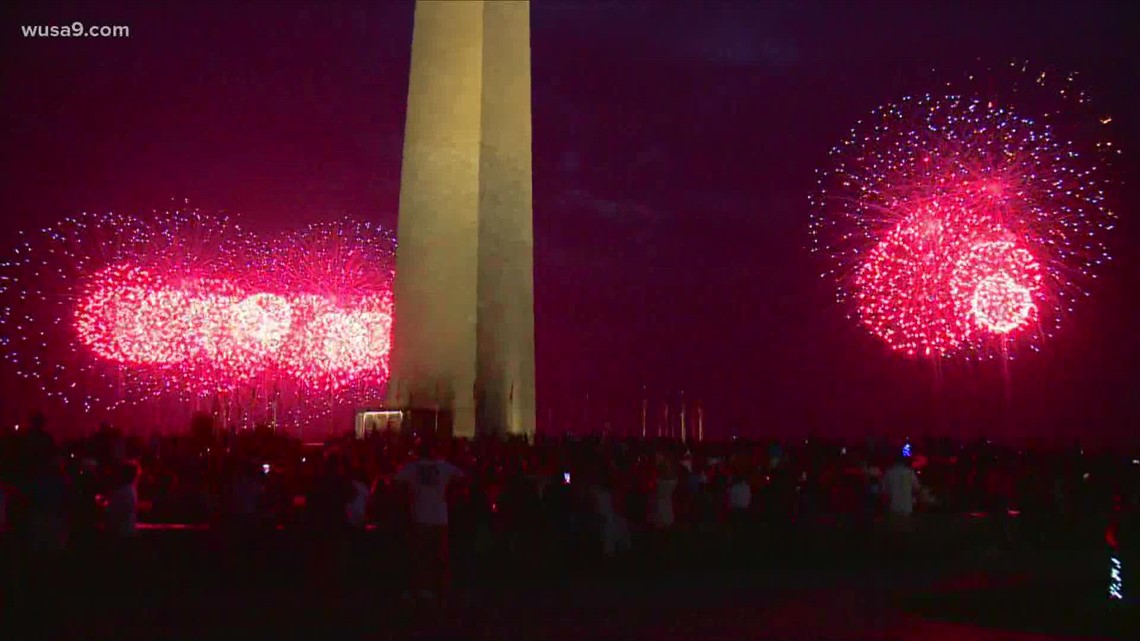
[387,0,536,438]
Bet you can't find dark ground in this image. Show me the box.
[3,519,1136,640]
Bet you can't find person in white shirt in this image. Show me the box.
[726,472,753,553]
[647,453,680,566]
[394,442,464,606]
[880,455,920,533]
[727,475,752,512]
[345,469,370,528]
[649,453,678,530]
[590,475,630,558]
[103,461,138,538]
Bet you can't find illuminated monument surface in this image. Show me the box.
[387,0,536,438]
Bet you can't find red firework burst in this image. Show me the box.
[854,201,1043,356]
[0,208,395,425]
[811,62,1116,359]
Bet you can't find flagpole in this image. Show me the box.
[697,401,704,443]
[641,386,647,439]
[680,391,687,444]
[434,380,441,436]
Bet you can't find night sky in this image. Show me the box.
[3,1,1139,444]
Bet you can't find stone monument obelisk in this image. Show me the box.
[387,0,536,438]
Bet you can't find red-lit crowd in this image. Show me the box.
[1,414,1137,605]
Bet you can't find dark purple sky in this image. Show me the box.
[3,1,1139,443]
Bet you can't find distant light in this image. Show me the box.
[902,443,912,458]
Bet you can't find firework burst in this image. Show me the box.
[256,218,396,398]
[0,208,396,427]
[0,209,251,411]
[810,61,1117,359]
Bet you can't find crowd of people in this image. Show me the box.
[1,412,1137,609]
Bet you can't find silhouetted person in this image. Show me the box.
[590,470,630,558]
[26,450,69,553]
[306,455,353,593]
[16,412,55,487]
[227,460,264,530]
[726,471,752,555]
[880,454,919,546]
[395,441,464,607]
[69,457,101,550]
[19,449,70,618]
[223,460,265,583]
[308,455,352,533]
[103,460,138,538]
[649,453,678,530]
[648,453,679,569]
[345,467,370,528]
